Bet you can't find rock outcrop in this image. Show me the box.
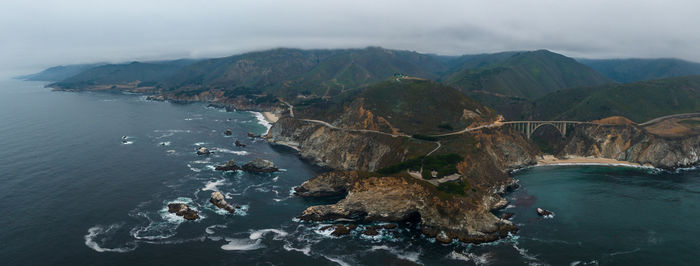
[537,208,553,217]
[298,174,517,244]
[224,129,233,136]
[560,124,700,168]
[242,158,278,173]
[196,147,211,155]
[215,159,240,171]
[234,140,246,147]
[209,192,236,213]
[167,203,199,220]
[294,171,360,197]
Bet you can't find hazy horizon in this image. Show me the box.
[3,0,700,78]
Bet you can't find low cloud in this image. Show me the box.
[2,0,700,77]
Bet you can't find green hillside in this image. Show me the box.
[302,78,495,135]
[521,75,700,122]
[16,64,104,81]
[444,50,612,99]
[579,58,700,83]
[50,60,198,89]
[164,47,447,100]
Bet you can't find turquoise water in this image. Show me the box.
[1,79,699,265]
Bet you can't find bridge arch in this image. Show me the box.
[531,123,563,138]
[503,121,579,139]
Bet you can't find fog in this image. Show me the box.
[2,0,700,77]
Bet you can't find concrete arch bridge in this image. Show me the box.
[501,121,591,138]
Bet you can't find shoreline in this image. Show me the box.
[534,155,656,169]
[262,111,279,123]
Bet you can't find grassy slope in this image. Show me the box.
[444,50,612,99]
[579,58,700,83]
[355,78,494,135]
[523,75,700,122]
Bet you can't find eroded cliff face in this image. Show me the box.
[561,124,700,168]
[266,117,435,172]
[297,174,517,243]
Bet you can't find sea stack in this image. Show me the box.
[196,147,211,155]
[167,203,199,220]
[215,159,240,171]
[537,208,554,217]
[209,191,236,213]
[242,158,278,173]
[224,128,233,136]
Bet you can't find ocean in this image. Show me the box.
[1,79,699,265]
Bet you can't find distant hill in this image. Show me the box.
[163,47,447,99]
[50,59,198,89]
[520,75,700,123]
[16,64,104,81]
[444,50,611,99]
[579,58,700,83]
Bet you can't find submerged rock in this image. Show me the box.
[234,140,246,147]
[224,129,233,136]
[247,132,258,138]
[320,224,352,237]
[363,226,379,236]
[196,147,211,155]
[167,203,199,221]
[501,212,514,220]
[215,159,240,171]
[242,158,278,173]
[210,191,236,213]
[537,208,553,217]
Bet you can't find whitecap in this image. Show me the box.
[214,148,249,155]
[448,250,491,265]
[221,238,264,251]
[121,141,134,145]
[283,243,312,256]
[158,141,171,146]
[191,158,211,164]
[322,255,352,266]
[372,245,422,264]
[206,224,228,235]
[84,224,137,253]
[187,164,202,173]
[202,178,227,192]
[193,142,207,146]
[250,228,288,240]
[249,111,272,135]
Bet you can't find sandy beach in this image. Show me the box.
[262,111,279,123]
[537,155,654,168]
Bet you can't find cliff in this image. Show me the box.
[560,124,700,169]
[267,117,435,171]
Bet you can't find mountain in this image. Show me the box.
[50,59,199,90]
[579,58,700,83]
[16,64,104,81]
[444,50,612,99]
[163,47,447,100]
[521,75,700,122]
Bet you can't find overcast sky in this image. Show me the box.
[2,0,700,77]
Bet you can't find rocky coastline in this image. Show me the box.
[65,88,699,244]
